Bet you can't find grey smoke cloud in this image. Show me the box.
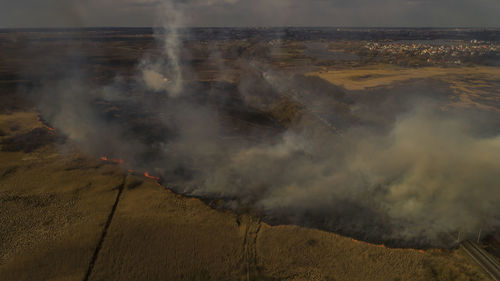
[35,72,500,247]
[139,0,185,97]
[1,0,499,27]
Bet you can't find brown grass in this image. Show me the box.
[89,178,247,281]
[309,64,500,112]
[309,65,500,91]
[257,225,486,281]
[0,149,123,281]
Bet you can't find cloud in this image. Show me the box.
[1,0,499,27]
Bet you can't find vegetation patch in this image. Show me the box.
[1,127,61,152]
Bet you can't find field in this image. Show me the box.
[1,28,499,280]
[0,93,489,281]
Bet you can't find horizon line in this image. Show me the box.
[1,26,500,30]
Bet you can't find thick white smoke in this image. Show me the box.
[141,0,184,97]
[36,67,500,248]
[174,100,500,246]
[143,69,169,91]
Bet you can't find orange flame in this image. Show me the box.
[100,156,124,164]
[100,158,164,188]
[37,115,56,132]
[143,172,162,187]
[144,171,160,181]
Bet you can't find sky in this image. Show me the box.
[0,0,499,28]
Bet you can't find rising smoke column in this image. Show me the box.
[141,0,185,97]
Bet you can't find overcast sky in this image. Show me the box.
[1,0,499,28]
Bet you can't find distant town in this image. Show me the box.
[361,40,500,66]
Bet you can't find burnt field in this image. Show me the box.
[1,28,500,251]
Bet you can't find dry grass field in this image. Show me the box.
[0,107,490,280]
[309,65,500,112]
[0,113,124,281]
[309,65,500,91]
[89,176,247,281]
[257,225,486,281]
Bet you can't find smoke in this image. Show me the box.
[28,5,500,248]
[140,0,185,97]
[34,66,500,248]
[175,81,500,247]
[158,0,184,97]
[142,69,169,91]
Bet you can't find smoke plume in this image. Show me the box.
[140,0,185,97]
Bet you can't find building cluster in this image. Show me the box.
[364,40,499,64]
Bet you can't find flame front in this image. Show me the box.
[100,156,124,164]
[144,171,162,187]
[37,116,56,131]
[144,171,160,181]
[101,157,162,187]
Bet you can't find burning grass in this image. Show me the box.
[0,110,490,281]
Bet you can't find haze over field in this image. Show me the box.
[15,1,496,248]
[2,0,500,280]
[35,73,500,247]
